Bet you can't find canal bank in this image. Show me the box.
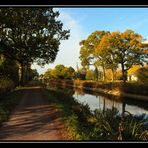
[43,82,148,140]
[45,79,148,102]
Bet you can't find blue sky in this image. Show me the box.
[32,8,148,74]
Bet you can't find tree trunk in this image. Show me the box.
[26,64,31,81]
[102,65,106,82]
[112,68,115,82]
[121,63,126,83]
[20,63,25,86]
[94,66,99,81]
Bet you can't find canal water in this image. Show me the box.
[47,83,148,120]
[72,87,148,119]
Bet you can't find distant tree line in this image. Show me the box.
[43,64,121,81]
[44,64,75,80]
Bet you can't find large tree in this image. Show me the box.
[80,29,148,82]
[95,32,118,81]
[110,30,147,82]
[62,66,75,79]
[95,32,112,81]
[0,8,70,85]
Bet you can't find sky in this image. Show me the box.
[32,8,148,75]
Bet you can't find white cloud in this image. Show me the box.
[32,9,85,75]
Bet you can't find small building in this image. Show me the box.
[127,74,138,82]
[127,65,140,82]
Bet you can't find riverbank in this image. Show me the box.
[43,87,148,140]
[44,79,148,102]
[1,81,146,140]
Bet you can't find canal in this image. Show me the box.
[52,85,148,119]
[73,87,148,118]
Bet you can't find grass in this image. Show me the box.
[0,87,24,125]
[43,86,148,141]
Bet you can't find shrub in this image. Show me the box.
[0,77,15,96]
[0,107,7,123]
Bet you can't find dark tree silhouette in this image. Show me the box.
[0,8,70,85]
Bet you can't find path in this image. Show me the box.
[0,85,68,140]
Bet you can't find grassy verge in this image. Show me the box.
[43,87,148,141]
[0,88,24,125]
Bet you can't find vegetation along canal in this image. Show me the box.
[52,85,148,123]
[73,88,148,117]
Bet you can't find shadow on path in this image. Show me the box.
[0,86,67,140]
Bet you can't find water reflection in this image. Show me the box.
[73,87,148,118]
[47,83,148,120]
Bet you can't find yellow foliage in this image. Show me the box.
[105,69,113,81]
[50,69,57,78]
[95,33,110,55]
[127,65,140,76]
[114,70,122,80]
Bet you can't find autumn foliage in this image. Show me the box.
[79,29,148,82]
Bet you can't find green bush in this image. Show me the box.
[0,107,7,123]
[0,55,19,86]
[0,77,15,95]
